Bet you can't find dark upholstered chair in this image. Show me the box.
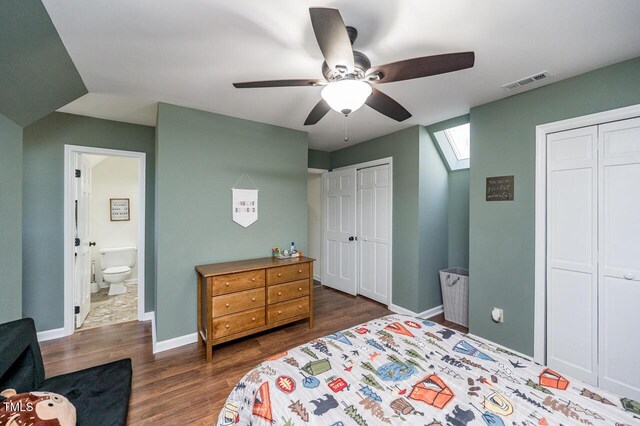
[0,318,132,425]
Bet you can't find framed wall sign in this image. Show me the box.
[110,198,130,221]
[486,175,515,201]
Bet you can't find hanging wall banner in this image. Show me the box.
[232,188,258,227]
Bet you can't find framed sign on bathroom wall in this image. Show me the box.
[110,198,130,221]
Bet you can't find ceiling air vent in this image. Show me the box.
[502,71,550,90]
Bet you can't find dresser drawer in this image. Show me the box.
[267,263,310,285]
[212,308,265,339]
[268,296,309,323]
[267,279,309,304]
[211,270,265,296]
[212,288,265,317]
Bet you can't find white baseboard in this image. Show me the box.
[140,311,154,322]
[419,304,444,319]
[313,274,321,282]
[125,279,138,285]
[37,327,66,342]
[388,304,443,319]
[153,332,198,354]
[466,332,535,362]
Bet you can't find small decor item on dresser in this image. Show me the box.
[272,247,281,257]
[231,173,259,228]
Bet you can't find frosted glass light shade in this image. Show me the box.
[321,80,372,114]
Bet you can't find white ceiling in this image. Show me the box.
[44,0,640,151]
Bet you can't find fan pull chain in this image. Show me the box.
[344,114,349,142]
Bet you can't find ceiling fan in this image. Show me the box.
[233,8,475,126]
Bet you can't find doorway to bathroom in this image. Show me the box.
[63,145,146,335]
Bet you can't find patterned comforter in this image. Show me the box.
[216,314,640,425]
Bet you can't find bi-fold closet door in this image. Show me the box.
[546,117,640,400]
[322,164,391,305]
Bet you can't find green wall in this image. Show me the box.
[448,170,470,268]
[23,113,156,331]
[0,0,87,126]
[331,126,449,313]
[418,127,450,308]
[155,103,308,341]
[0,113,23,323]
[426,115,471,269]
[469,56,640,355]
[308,149,331,170]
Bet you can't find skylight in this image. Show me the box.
[433,122,470,170]
[444,123,470,160]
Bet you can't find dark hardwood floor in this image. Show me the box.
[40,286,467,425]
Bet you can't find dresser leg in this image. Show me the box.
[206,344,213,363]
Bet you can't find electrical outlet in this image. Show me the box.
[491,307,504,323]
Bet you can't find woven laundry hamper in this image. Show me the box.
[439,267,469,327]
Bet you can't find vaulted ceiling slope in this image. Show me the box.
[43,0,640,150]
[0,0,87,127]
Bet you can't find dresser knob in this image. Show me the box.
[252,278,256,282]
[225,324,230,329]
[298,269,302,273]
[298,305,302,309]
[225,282,230,287]
[251,297,256,302]
[298,287,302,291]
[278,273,282,277]
[277,292,282,296]
[277,310,282,315]
[251,317,256,321]
[225,303,230,308]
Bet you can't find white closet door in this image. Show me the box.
[598,117,640,400]
[322,168,357,295]
[546,126,598,385]
[357,165,390,304]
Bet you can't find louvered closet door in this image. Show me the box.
[598,117,640,401]
[546,126,599,385]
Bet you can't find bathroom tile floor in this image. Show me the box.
[79,283,138,330]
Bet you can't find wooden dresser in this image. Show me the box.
[196,256,314,362]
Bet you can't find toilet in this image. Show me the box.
[99,247,137,296]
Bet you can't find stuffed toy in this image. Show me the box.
[0,389,76,426]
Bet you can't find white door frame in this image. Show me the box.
[308,167,327,282]
[332,157,393,307]
[534,103,640,364]
[63,144,147,337]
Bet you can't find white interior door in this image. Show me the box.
[323,168,357,295]
[597,117,640,400]
[546,126,598,385]
[74,154,92,328]
[357,165,390,304]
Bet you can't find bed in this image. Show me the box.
[216,314,639,425]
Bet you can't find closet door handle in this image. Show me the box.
[623,273,635,280]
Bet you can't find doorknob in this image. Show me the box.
[623,273,635,280]
[89,241,96,247]
[348,236,357,241]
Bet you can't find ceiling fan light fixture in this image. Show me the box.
[321,79,372,115]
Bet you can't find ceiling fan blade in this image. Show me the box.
[365,87,412,122]
[309,8,355,73]
[367,52,475,84]
[304,99,331,125]
[233,79,324,88]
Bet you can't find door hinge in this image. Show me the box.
[74,306,80,314]
[75,238,80,247]
[75,169,81,178]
